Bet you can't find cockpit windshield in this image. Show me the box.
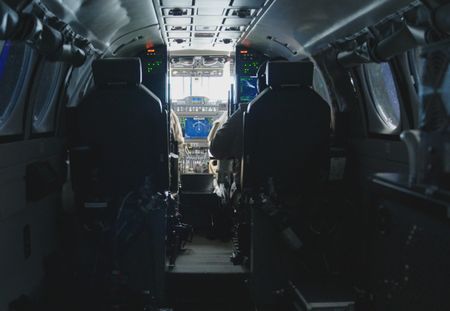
[170,59,232,101]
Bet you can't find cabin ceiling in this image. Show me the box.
[243,0,417,59]
[40,0,417,57]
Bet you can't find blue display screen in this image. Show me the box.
[239,76,258,102]
[184,117,212,139]
[191,96,203,103]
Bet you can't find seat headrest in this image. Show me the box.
[92,57,142,87]
[265,60,314,89]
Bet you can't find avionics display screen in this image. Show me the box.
[239,76,258,102]
[184,117,212,139]
[190,96,204,104]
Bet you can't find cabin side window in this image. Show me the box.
[362,62,401,134]
[0,41,35,136]
[31,61,65,134]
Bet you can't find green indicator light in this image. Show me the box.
[146,61,163,73]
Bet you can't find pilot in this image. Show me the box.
[209,61,269,200]
[170,108,184,146]
[207,111,228,147]
[209,106,245,160]
[209,61,268,162]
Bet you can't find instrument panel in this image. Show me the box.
[235,46,267,108]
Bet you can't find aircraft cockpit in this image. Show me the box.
[169,55,231,175]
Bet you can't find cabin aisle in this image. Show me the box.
[166,235,252,311]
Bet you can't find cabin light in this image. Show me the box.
[195,33,215,38]
[171,26,187,31]
[169,8,185,16]
[147,48,156,53]
[240,50,248,54]
[225,26,241,31]
[235,8,251,18]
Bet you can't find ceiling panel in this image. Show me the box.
[194,16,224,25]
[167,32,191,38]
[231,0,266,7]
[195,25,218,31]
[161,0,193,6]
[165,17,193,25]
[192,38,214,43]
[194,32,216,38]
[223,18,252,26]
[195,0,231,7]
[197,7,225,15]
[153,0,272,51]
[218,32,242,38]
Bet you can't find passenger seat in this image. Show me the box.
[243,60,333,307]
[242,60,330,194]
[70,57,168,202]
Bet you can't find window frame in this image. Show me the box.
[0,42,37,138]
[407,49,426,94]
[66,57,95,108]
[359,61,404,136]
[395,52,420,129]
[312,66,332,104]
[30,60,66,135]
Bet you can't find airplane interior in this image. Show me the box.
[0,0,449,310]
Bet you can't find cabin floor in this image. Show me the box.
[169,236,245,274]
[166,235,252,311]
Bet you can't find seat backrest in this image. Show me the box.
[72,57,167,195]
[242,60,330,194]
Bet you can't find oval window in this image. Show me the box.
[0,41,34,135]
[363,62,401,132]
[32,61,65,133]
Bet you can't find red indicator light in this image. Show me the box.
[240,50,248,54]
[146,40,154,50]
[241,39,251,48]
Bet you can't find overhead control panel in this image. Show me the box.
[170,56,229,77]
[138,45,168,106]
[235,46,267,108]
